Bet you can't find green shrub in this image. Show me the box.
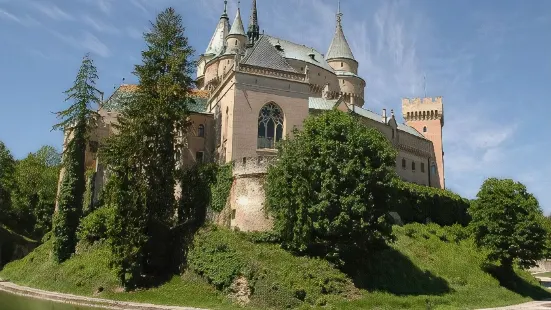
[77,206,115,244]
[188,226,357,309]
[392,180,471,227]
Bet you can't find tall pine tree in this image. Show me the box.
[103,7,195,287]
[52,54,101,262]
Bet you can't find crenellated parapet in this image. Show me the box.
[402,97,444,125]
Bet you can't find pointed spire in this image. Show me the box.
[326,0,355,61]
[205,0,231,56]
[229,1,246,36]
[247,0,260,46]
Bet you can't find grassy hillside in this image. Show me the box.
[1,224,549,310]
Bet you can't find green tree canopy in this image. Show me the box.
[52,53,102,262]
[11,146,61,238]
[0,141,16,223]
[102,7,196,287]
[266,110,398,263]
[469,178,547,270]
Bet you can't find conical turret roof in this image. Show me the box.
[229,6,246,36]
[205,1,230,56]
[325,4,355,61]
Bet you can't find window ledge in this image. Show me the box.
[257,148,278,155]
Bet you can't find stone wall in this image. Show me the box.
[228,156,277,232]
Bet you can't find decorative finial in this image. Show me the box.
[224,0,228,13]
[337,0,343,24]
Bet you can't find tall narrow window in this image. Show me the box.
[431,163,437,175]
[421,162,425,173]
[198,124,205,137]
[423,126,427,133]
[258,102,284,149]
[412,161,416,171]
[196,151,204,163]
[402,158,406,169]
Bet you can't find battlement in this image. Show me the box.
[401,97,444,124]
[232,156,278,178]
[401,97,443,106]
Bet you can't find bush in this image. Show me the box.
[77,206,115,244]
[209,164,233,213]
[266,110,397,263]
[392,180,471,226]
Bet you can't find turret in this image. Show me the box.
[204,1,230,57]
[247,0,260,47]
[326,1,365,107]
[226,2,247,54]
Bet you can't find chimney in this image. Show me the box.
[382,108,387,123]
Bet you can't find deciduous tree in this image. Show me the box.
[469,178,547,271]
[266,110,398,264]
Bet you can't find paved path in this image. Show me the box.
[0,280,208,310]
[478,276,551,310]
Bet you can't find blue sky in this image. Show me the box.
[0,0,550,212]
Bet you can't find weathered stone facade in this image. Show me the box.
[66,0,446,233]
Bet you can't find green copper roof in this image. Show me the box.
[229,7,246,36]
[326,9,355,61]
[309,97,426,139]
[205,4,230,56]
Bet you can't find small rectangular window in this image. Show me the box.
[421,163,425,173]
[196,151,204,163]
[402,158,406,169]
[412,161,416,171]
[231,209,236,220]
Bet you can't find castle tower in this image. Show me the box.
[326,1,365,107]
[247,0,260,47]
[226,2,247,54]
[196,1,231,89]
[402,97,445,188]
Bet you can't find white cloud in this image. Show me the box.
[82,15,120,35]
[0,8,40,26]
[51,30,111,58]
[33,2,74,21]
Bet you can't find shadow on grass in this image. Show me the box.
[484,265,551,300]
[342,246,451,296]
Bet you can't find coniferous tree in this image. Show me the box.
[103,7,195,287]
[52,54,101,262]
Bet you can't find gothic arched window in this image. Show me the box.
[258,102,284,149]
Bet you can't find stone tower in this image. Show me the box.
[402,97,445,188]
[226,2,247,55]
[325,1,365,107]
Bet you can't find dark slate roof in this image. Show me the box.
[241,35,298,73]
[101,85,211,114]
[265,35,334,72]
[205,11,230,56]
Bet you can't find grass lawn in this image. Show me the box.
[1,223,549,310]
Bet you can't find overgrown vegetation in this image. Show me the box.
[209,164,233,213]
[393,180,471,226]
[52,54,101,263]
[266,110,398,264]
[3,224,548,310]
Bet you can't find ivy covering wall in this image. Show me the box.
[392,180,471,226]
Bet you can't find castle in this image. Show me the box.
[83,0,445,232]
